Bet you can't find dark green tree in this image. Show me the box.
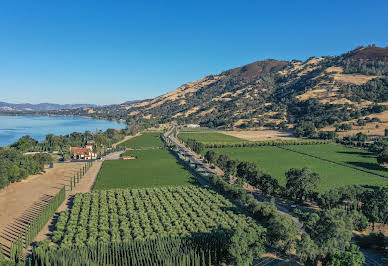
[204,150,218,164]
[285,167,320,202]
[267,214,298,253]
[226,227,265,266]
[361,185,388,229]
[296,234,319,265]
[323,245,365,266]
[10,135,38,151]
[377,149,388,164]
[350,210,369,231]
[301,208,353,255]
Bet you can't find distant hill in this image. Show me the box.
[0,102,97,112]
[48,45,388,136]
[122,99,151,105]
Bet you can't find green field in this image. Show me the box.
[94,149,196,190]
[286,144,388,178]
[179,132,245,145]
[210,146,388,192]
[118,132,164,148]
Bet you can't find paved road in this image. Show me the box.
[167,126,387,265]
[166,126,305,230]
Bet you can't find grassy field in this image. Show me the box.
[285,144,388,178]
[179,132,245,145]
[118,132,164,148]
[94,149,196,190]
[210,146,388,192]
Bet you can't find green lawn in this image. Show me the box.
[118,132,164,148]
[285,144,388,178]
[94,149,196,190]
[210,146,388,192]
[179,132,245,145]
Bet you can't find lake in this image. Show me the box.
[0,115,126,146]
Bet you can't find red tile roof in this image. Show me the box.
[71,146,93,155]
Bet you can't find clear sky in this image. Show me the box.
[0,0,387,105]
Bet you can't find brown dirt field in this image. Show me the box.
[0,133,130,258]
[0,162,86,256]
[222,130,296,141]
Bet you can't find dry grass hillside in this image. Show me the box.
[52,46,388,136]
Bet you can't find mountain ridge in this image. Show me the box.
[0,102,97,112]
[38,45,388,136]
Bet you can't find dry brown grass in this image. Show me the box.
[297,88,331,101]
[143,75,222,110]
[354,223,388,237]
[334,73,378,85]
[199,107,215,117]
[322,109,388,137]
[184,106,200,117]
[222,130,295,141]
[0,162,86,253]
[325,66,343,73]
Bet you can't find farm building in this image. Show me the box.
[70,145,97,160]
[122,155,136,160]
[185,124,200,128]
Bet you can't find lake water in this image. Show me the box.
[0,115,126,146]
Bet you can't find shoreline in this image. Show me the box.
[0,115,127,147]
[0,112,126,124]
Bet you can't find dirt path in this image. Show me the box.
[0,136,131,258]
[0,162,86,256]
[112,134,139,148]
[34,150,123,244]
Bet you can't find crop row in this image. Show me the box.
[51,186,264,248]
[32,235,228,266]
[7,162,93,265]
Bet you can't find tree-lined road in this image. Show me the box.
[166,126,305,230]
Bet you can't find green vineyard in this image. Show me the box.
[32,235,229,265]
[51,186,264,246]
[30,186,266,265]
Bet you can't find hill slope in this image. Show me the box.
[52,46,388,134]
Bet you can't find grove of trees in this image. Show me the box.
[0,148,53,189]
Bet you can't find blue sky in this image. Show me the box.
[0,0,387,105]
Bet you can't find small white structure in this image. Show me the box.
[185,124,200,128]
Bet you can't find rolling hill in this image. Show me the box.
[50,45,388,135]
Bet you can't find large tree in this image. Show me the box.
[377,149,388,165]
[301,208,353,255]
[226,227,265,265]
[361,185,388,229]
[10,135,38,151]
[296,234,319,266]
[323,245,365,266]
[204,150,218,164]
[236,161,258,184]
[267,214,299,253]
[285,167,320,202]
